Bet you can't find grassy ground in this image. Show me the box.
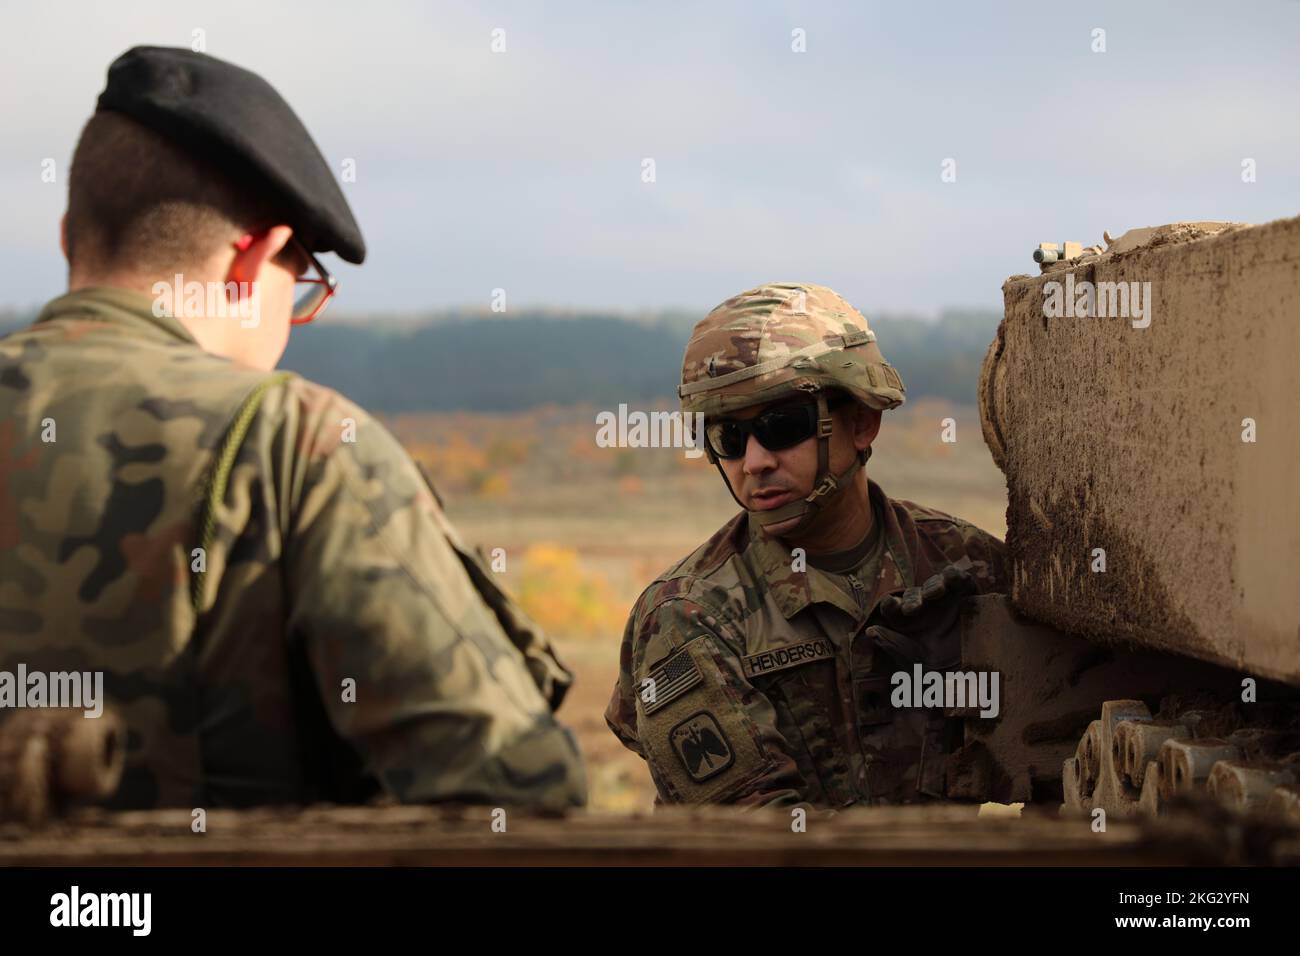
[386,398,1008,811]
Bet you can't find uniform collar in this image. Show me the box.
[34,286,201,347]
[746,477,915,621]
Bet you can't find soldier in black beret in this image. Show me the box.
[0,47,588,812]
[61,45,363,368]
[95,45,366,266]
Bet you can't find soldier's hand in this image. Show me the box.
[863,559,977,672]
[877,559,977,629]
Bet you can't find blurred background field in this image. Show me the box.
[3,291,1012,811]
[386,397,1008,811]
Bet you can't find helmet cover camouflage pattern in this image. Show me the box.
[679,282,906,417]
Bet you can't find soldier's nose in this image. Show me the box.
[742,434,778,476]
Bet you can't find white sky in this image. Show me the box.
[2,0,1297,316]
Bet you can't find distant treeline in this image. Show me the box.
[0,305,1001,412]
[277,308,1001,411]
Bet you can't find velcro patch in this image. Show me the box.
[642,647,703,715]
[742,639,834,678]
[638,636,774,803]
[670,711,734,782]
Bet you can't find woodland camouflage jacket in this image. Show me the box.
[0,287,586,810]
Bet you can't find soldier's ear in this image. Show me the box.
[59,214,68,262]
[853,405,881,451]
[227,225,295,285]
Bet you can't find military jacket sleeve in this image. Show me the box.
[243,377,587,809]
[605,591,811,807]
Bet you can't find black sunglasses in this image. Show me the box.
[704,395,850,460]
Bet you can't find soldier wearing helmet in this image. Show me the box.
[605,282,1009,807]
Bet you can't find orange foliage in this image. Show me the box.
[487,435,533,469]
[476,473,512,498]
[517,543,627,640]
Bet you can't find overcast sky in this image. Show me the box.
[2,0,1297,318]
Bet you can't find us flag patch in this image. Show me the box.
[641,646,703,715]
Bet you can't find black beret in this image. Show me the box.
[96,46,365,264]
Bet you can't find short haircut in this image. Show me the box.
[65,110,288,276]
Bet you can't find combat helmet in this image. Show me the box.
[679,282,905,533]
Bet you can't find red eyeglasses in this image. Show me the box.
[290,240,337,325]
[232,233,338,325]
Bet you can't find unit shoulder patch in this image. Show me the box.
[670,711,734,782]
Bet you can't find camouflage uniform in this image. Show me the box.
[605,283,1008,807]
[0,288,587,810]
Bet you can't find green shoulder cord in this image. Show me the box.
[191,372,294,617]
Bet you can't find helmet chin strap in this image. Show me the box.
[713,392,872,537]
